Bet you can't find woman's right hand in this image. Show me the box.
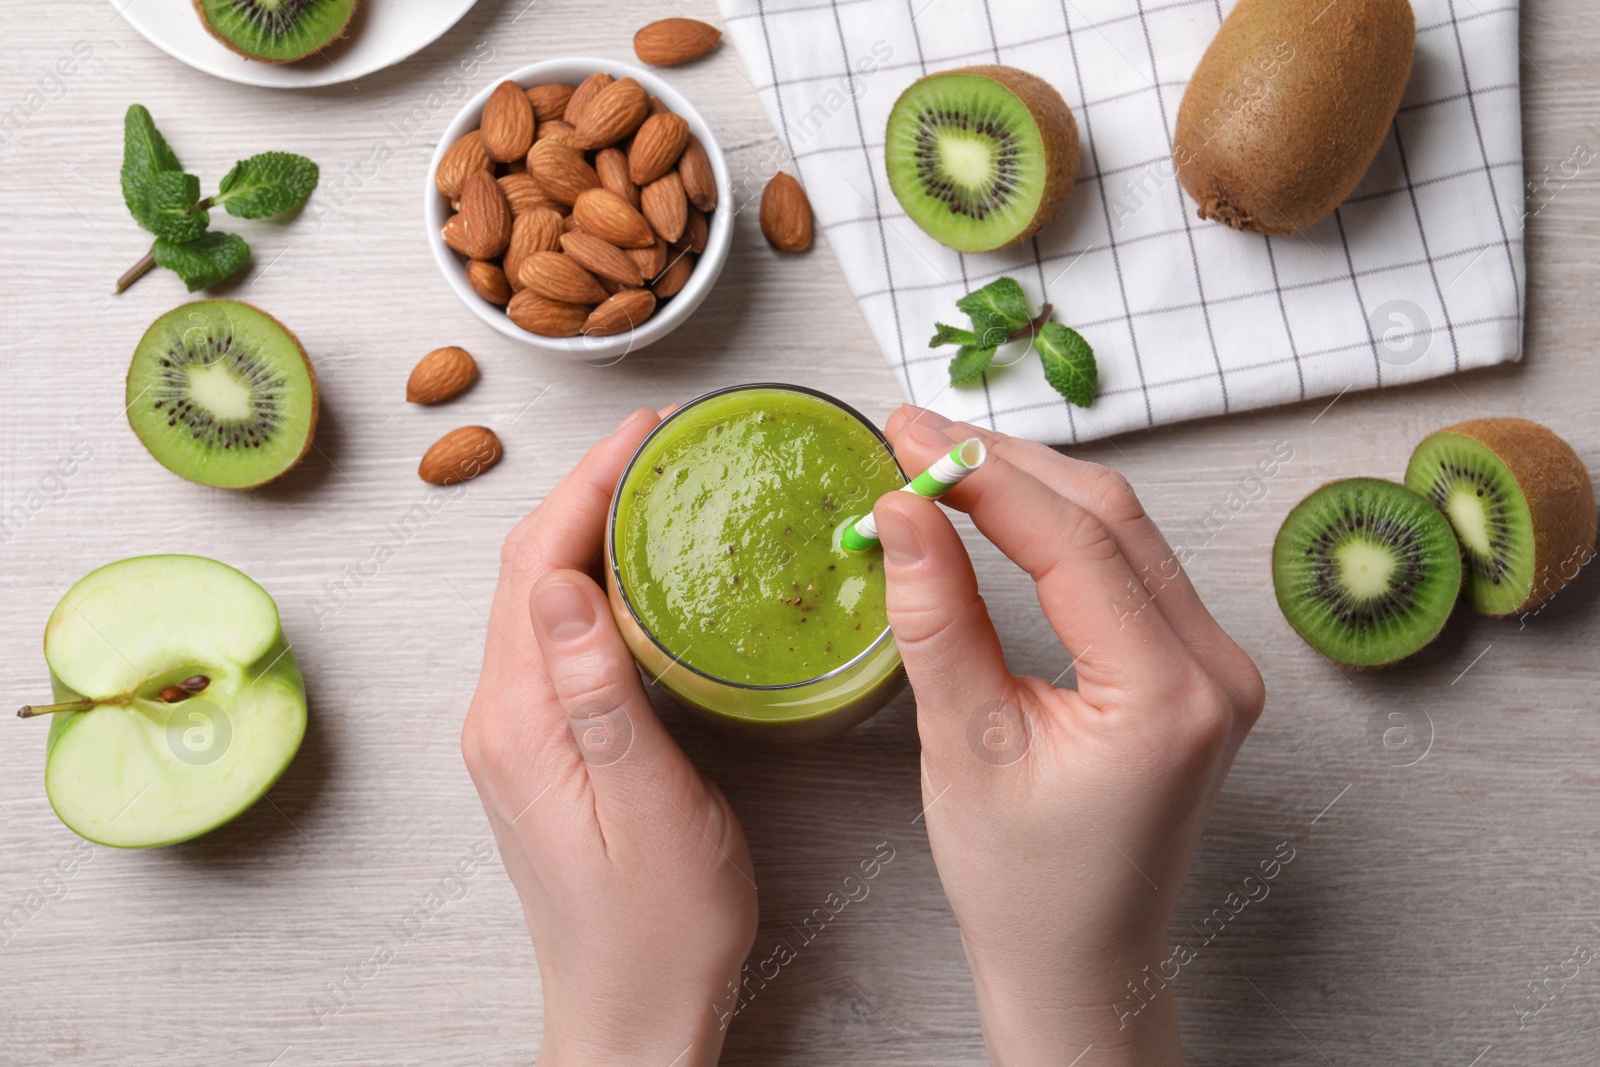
[875,406,1266,1067]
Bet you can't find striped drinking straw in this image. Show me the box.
[839,437,988,552]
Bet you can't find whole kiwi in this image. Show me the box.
[1173,0,1416,235]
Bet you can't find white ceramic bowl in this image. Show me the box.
[424,57,733,362]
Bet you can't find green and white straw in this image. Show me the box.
[839,437,988,552]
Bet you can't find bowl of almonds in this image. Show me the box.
[425,57,732,360]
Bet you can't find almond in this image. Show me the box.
[652,252,695,299]
[641,171,687,243]
[525,83,576,122]
[760,172,812,252]
[679,135,717,212]
[573,77,650,150]
[572,187,655,248]
[407,346,479,404]
[435,131,492,198]
[633,18,722,66]
[628,112,690,185]
[595,147,641,209]
[562,213,583,235]
[627,237,669,280]
[561,230,644,288]
[648,96,669,115]
[583,289,657,336]
[456,169,513,259]
[466,260,512,306]
[564,72,613,126]
[482,80,535,163]
[441,214,472,256]
[519,251,610,305]
[536,120,580,148]
[505,208,564,292]
[673,205,708,254]
[499,172,561,216]
[507,291,589,337]
[527,140,600,206]
[419,426,502,486]
[502,159,527,176]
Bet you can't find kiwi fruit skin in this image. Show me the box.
[126,300,319,490]
[1174,0,1415,235]
[1272,477,1462,668]
[1406,418,1597,616]
[193,0,358,65]
[885,65,1080,253]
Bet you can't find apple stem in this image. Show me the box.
[16,699,97,719]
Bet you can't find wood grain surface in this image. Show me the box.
[3,1,1598,1064]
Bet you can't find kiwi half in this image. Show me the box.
[1272,478,1462,667]
[1405,418,1596,616]
[193,0,357,64]
[127,300,319,490]
[885,65,1079,253]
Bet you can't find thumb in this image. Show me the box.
[875,492,1019,768]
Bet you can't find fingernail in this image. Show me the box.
[905,418,952,451]
[874,503,925,567]
[532,581,597,645]
[915,407,954,430]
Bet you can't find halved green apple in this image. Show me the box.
[21,555,306,848]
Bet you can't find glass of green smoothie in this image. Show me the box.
[606,384,908,740]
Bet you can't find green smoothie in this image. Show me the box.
[612,387,905,687]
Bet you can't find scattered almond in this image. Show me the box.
[595,148,641,209]
[436,131,493,198]
[761,172,812,252]
[519,251,610,305]
[573,187,656,248]
[505,208,564,292]
[634,18,722,66]
[678,135,717,213]
[573,78,650,151]
[584,289,658,336]
[641,172,688,243]
[652,252,695,298]
[408,346,479,404]
[561,230,644,288]
[456,170,513,259]
[628,238,669,281]
[482,80,535,163]
[527,140,600,206]
[628,112,689,185]
[466,260,512,306]
[564,72,613,126]
[526,83,576,122]
[419,426,502,486]
[507,290,589,337]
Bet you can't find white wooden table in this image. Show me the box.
[3,2,1597,1064]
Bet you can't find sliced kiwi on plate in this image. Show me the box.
[885,65,1080,253]
[193,0,357,64]
[1272,478,1462,667]
[1405,418,1596,616]
[127,300,318,489]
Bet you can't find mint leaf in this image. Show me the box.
[931,322,978,348]
[137,171,208,243]
[215,152,319,219]
[948,345,997,386]
[969,309,1015,348]
[956,277,1031,333]
[122,104,183,226]
[1036,323,1097,407]
[152,232,251,292]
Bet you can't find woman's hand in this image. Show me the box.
[461,408,758,1067]
[877,406,1266,1067]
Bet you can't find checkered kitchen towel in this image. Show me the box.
[716,0,1525,444]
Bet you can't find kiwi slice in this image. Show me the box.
[127,300,319,490]
[885,65,1079,253]
[1272,478,1462,667]
[193,0,357,64]
[1405,418,1596,616]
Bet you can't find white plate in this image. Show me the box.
[111,0,480,89]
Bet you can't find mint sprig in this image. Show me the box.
[115,105,319,294]
[930,276,1098,408]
